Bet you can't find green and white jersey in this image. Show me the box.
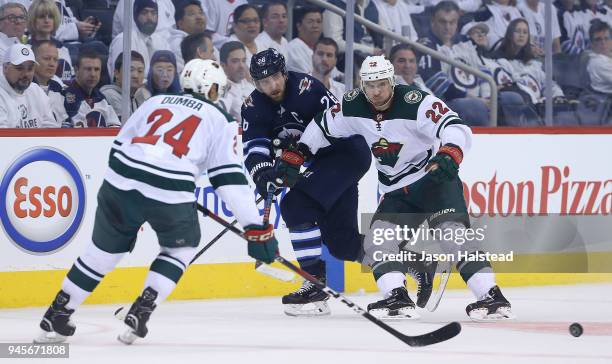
[301,85,472,193]
[105,94,248,204]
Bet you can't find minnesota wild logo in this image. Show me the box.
[371,138,403,167]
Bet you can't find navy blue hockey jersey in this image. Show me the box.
[241,72,338,176]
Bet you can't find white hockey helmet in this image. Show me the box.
[359,55,395,89]
[180,59,228,100]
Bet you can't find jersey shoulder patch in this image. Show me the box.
[340,89,371,118]
[384,85,430,121]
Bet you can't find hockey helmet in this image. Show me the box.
[359,55,395,89]
[180,59,228,101]
[249,48,287,81]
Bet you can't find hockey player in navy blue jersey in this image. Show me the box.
[241,49,371,316]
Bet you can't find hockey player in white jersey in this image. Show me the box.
[34,59,278,344]
[277,56,514,321]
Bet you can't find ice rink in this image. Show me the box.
[1,284,611,364]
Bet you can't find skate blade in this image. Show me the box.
[468,307,516,322]
[114,306,127,321]
[117,329,139,345]
[283,302,331,317]
[33,330,68,344]
[425,262,451,312]
[369,307,421,320]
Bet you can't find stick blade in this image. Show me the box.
[401,321,461,347]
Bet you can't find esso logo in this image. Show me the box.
[0,148,85,254]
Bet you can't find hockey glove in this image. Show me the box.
[253,166,283,199]
[244,224,278,264]
[426,144,463,183]
[274,144,307,188]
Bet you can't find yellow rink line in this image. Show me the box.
[0,262,302,309]
[2,255,612,308]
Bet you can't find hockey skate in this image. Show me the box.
[34,290,76,343]
[367,287,420,320]
[405,256,437,308]
[466,285,516,322]
[282,279,330,317]
[117,287,158,345]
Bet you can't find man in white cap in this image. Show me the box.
[0,43,56,128]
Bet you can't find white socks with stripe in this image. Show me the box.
[62,242,125,310]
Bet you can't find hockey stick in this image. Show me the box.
[198,206,462,347]
[196,203,296,282]
[190,195,265,264]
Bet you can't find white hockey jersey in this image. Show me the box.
[105,94,261,226]
[300,85,472,193]
[518,1,562,51]
[495,58,564,103]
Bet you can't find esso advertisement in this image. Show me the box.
[0,148,85,254]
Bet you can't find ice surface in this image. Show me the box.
[1,284,611,364]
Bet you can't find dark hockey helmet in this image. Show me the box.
[249,48,287,81]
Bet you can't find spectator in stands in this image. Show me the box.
[63,48,120,127]
[27,0,73,83]
[581,0,608,27]
[228,4,264,67]
[474,0,523,50]
[134,50,181,108]
[462,21,491,54]
[108,0,171,78]
[100,51,145,122]
[0,3,27,58]
[389,43,432,93]
[323,0,383,56]
[0,43,56,127]
[422,0,483,13]
[181,31,216,65]
[604,0,612,27]
[311,37,345,101]
[113,0,175,37]
[492,18,575,124]
[219,41,253,121]
[518,0,562,56]
[556,0,589,55]
[32,40,67,124]
[418,1,490,126]
[256,1,289,60]
[169,0,207,71]
[287,6,323,74]
[370,0,418,46]
[55,0,98,43]
[586,20,612,94]
[201,0,247,47]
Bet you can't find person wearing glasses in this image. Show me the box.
[228,4,265,68]
[0,3,27,58]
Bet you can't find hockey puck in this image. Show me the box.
[569,323,583,337]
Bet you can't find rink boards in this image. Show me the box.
[0,128,611,308]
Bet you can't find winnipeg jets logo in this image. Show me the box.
[371,138,403,167]
[243,95,254,108]
[298,78,312,95]
[369,61,377,67]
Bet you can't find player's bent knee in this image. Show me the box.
[80,240,126,275]
[280,191,320,227]
[160,246,199,268]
